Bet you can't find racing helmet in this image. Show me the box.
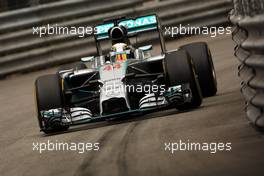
[110,43,128,62]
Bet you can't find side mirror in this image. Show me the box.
[137,45,152,59]
[138,45,153,52]
[81,56,95,62]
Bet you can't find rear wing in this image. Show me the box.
[94,14,159,40]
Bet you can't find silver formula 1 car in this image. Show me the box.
[35,14,217,134]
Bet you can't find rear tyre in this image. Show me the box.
[181,42,217,97]
[164,50,202,110]
[35,74,69,134]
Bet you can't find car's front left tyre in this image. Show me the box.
[164,50,203,110]
[181,42,217,97]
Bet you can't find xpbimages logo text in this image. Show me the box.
[164,140,232,154]
[32,23,232,38]
[32,140,100,154]
[164,25,232,38]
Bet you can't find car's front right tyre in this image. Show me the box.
[35,74,69,134]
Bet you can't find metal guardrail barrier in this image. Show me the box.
[0,0,139,33]
[230,0,264,128]
[0,0,62,12]
[0,0,232,78]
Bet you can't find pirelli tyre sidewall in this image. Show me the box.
[180,42,217,97]
[35,74,69,134]
[164,49,202,110]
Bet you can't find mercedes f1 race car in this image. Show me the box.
[35,14,217,134]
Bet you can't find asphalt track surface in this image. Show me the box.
[1,34,264,176]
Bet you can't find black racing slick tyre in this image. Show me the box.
[164,50,202,110]
[181,42,217,97]
[35,74,69,134]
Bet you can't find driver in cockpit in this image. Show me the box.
[107,25,135,62]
